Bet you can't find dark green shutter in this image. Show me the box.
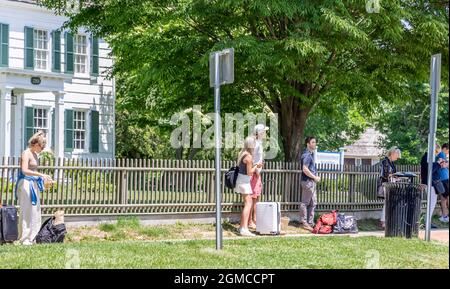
[90,110,99,153]
[51,108,55,151]
[24,107,34,149]
[52,30,61,72]
[24,26,34,69]
[65,32,74,74]
[64,109,74,152]
[0,23,9,67]
[91,37,99,76]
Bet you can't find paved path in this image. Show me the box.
[418,229,449,243]
[348,229,448,244]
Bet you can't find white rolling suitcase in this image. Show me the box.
[256,202,281,235]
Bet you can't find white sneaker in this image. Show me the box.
[22,240,33,246]
[239,228,256,237]
[439,216,449,223]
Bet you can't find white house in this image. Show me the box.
[343,128,384,166]
[0,0,115,159]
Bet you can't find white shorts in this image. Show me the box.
[234,173,252,195]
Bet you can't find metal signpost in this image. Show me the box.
[425,53,441,242]
[209,48,234,250]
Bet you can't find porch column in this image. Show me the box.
[0,86,14,158]
[53,91,65,158]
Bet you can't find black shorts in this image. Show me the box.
[443,180,449,198]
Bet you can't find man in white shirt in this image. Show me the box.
[248,124,269,229]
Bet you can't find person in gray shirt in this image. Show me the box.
[299,136,321,231]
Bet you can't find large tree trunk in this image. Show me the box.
[277,96,312,162]
[187,147,199,160]
[175,146,183,160]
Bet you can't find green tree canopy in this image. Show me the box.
[304,94,369,152]
[41,0,449,161]
[374,85,449,164]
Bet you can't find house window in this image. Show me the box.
[74,35,87,74]
[344,158,355,166]
[355,158,362,166]
[33,108,49,136]
[33,29,48,70]
[73,110,86,150]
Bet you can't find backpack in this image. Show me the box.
[34,217,66,244]
[312,211,337,234]
[333,213,358,234]
[225,166,239,189]
[313,224,334,234]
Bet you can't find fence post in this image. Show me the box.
[349,173,355,203]
[209,160,215,203]
[284,162,290,210]
[119,161,128,213]
[0,157,5,204]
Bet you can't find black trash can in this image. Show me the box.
[384,178,422,238]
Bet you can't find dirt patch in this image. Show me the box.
[66,227,110,242]
[65,221,312,243]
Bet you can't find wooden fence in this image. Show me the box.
[0,157,423,216]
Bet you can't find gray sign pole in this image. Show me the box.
[210,48,233,250]
[214,52,223,250]
[425,53,441,242]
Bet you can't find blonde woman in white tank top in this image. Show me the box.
[16,131,52,245]
[235,136,263,237]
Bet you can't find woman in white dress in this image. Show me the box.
[235,136,263,236]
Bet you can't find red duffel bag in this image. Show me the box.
[312,210,337,234]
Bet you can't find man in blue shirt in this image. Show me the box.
[436,143,449,223]
[299,136,321,231]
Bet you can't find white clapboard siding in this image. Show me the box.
[0,0,116,159]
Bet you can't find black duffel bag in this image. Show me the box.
[333,213,358,234]
[34,217,66,244]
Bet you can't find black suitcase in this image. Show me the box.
[0,205,19,243]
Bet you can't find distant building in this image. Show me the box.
[343,128,384,166]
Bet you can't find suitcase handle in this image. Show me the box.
[276,203,281,235]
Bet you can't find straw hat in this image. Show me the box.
[53,210,64,225]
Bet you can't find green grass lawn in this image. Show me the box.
[0,216,447,269]
[0,236,447,269]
